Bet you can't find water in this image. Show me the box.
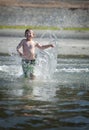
[0,6,89,27]
[0,31,89,129]
[0,53,89,129]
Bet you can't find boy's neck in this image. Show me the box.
[26,37,32,41]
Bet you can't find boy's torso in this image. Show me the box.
[22,39,36,60]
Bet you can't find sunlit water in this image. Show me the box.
[0,35,89,130]
[0,55,89,130]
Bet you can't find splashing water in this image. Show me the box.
[0,31,58,80]
[0,55,23,81]
[34,31,58,80]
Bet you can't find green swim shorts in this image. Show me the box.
[22,59,35,78]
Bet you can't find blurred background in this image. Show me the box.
[0,0,89,27]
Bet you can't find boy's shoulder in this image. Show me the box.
[20,39,26,43]
[21,38,26,41]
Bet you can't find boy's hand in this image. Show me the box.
[19,52,23,57]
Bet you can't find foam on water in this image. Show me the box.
[56,67,89,73]
[0,65,23,77]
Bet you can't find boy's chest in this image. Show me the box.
[24,42,35,49]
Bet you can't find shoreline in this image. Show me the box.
[0,0,89,8]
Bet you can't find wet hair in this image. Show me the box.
[25,29,30,37]
[24,29,34,37]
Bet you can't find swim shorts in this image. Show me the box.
[22,59,35,78]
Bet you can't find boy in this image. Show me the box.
[17,29,54,79]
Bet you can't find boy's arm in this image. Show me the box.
[36,43,54,50]
[16,40,23,56]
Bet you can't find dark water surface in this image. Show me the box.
[0,55,89,130]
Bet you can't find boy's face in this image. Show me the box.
[25,30,34,39]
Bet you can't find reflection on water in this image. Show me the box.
[0,55,89,130]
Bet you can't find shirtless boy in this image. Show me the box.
[17,29,54,79]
